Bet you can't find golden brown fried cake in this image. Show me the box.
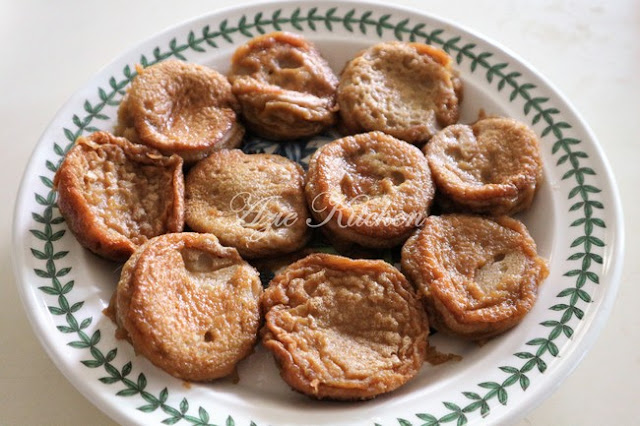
[337,41,462,144]
[185,150,310,258]
[305,131,434,248]
[401,214,549,341]
[116,59,244,164]
[53,131,184,262]
[229,31,339,140]
[115,232,262,381]
[261,253,428,400]
[425,117,544,216]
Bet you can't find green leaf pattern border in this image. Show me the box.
[28,6,605,426]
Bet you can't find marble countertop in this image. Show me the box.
[2,0,638,424]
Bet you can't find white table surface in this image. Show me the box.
[2,0,638,424]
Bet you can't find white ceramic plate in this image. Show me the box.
[13,1,624,425]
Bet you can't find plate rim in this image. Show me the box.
[12,1,625,425]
